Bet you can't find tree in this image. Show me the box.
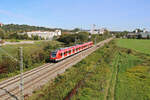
[123,31,128,36]
[104,29,109,35]
[33,35,40,40]
[0,24,64,40]
[57,32,89,45]
[72,28,80,32]
[137,34,142,39]
[147,35,150,39]
[23,33,29,40]
[77,32,89,42]
[9,33,18,39]
[0,28,5,39]
[133,28,143,33]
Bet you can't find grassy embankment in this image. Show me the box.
[0,40,62,81]
[0,34,110,81]
[0,40,60,57]
[0,34,110,80]
[113,39,150,100]
[28,40,117,100]
[2,38,150,100]
[114,51,150,100]
[71,39,150,100]
[29,39,150,100]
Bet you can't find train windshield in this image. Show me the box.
[51,52,57,57]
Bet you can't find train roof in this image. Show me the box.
[52,41,93,53]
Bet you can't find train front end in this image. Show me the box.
[50,51,58,62]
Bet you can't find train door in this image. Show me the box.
[71,49,73,55]
[67,50,69,56]
[75,48,76,53]
[62,52,64,59]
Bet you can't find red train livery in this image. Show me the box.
[50,41,93,62]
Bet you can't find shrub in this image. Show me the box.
[127,49,132,54]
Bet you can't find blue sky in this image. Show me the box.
[0,0,150,31]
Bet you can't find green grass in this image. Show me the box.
[115,52,150,100]
[25,39,150,100]
[0,40,61,59]
[0,40,62,81]
[106,53,120,100]
[116,39,150,55]
[72,44,150,100]
[28,41,116,100]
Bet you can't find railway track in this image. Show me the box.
[0,38,113,100]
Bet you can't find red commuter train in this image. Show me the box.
[50,41,94,62]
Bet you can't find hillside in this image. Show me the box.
[1,24,61,33]
[0,24,63,40]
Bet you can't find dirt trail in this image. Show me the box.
[111,55,120,100]
[104,53,120,100]
[64,80,84,100]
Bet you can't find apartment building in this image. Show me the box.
[25,30,61,40]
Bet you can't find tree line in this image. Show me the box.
[58,30,112,46]
[0,24,62,40]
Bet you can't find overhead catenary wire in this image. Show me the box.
[0,47,18,62]
[0,46,24,100]
[0,47,29,67]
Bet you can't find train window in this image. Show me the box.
[51,52,57,57]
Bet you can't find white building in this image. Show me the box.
[0,22,3,27]
[90,28,106,34]
[99,28,106,34]
[25,30,61,40]
[90,24,107,34]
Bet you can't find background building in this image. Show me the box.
[127,29,150,39]
[0,22,3,27]
[90,28,107,34]
[24,30,61,40]
[90,24,107,34]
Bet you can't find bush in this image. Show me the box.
[127,49,132,54]
[0,55,19,73]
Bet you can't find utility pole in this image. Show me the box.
[95,36,97,45]
[91,24,96,34]
[75,36,77,44]
[19,47,24,100]
[88,35,91,41]
[91,24,97,45]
